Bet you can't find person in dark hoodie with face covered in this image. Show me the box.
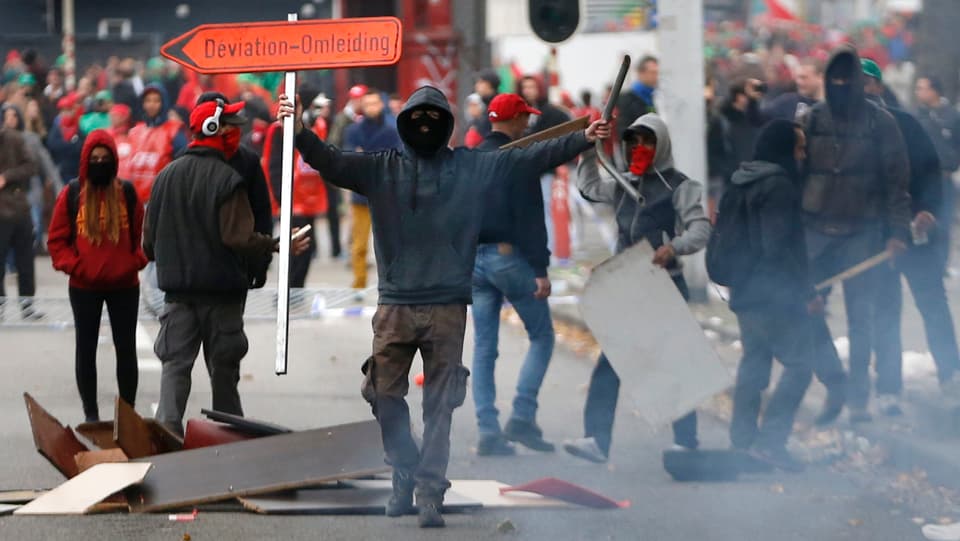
[277,87,610,529]
[727,120,817,471]
[47,129,148,422]
[802,45,912,424]
[565,113,711,464]
[861,60,960,414]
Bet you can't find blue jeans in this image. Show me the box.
[471,245,555,437]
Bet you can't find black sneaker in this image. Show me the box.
[418,502,445,528]
[385,470,414,517]
[477,434,516,456]
[503,419,555,452]
[814,390,846,426]
[748,445,806,473]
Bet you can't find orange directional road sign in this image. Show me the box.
[161,17,402,74]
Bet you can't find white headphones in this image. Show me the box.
[202,98,225,137]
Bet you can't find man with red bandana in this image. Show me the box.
[143,99,307,436]
[564,112,711,464]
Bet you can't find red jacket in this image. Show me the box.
[125,119,181,202]
[262,119,328,217]
[48,130,148,290]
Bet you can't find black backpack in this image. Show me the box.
[706,183,756,287]
[66,179,139,252]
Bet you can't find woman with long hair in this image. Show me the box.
[47,129,147,422]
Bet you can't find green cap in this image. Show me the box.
[54,54,67,68]
[17,72,36,86]
[146,57,165,72]
[95,89,113,102]
[237,73,258,85]
[861,58,882,82]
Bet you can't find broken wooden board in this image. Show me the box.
[183,419,257,450]
[126,420,387,513]
[114,398,157,459]
[0,490,47,504]
[448,481,571,509]
[23,393,89,478]
[200,409,292,436]
[239,480,481,515]
[579,241,734,427]
[75,449,129,474]
[14,463,151,515]
[75,421,119,450]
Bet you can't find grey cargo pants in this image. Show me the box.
[154,299,248,436]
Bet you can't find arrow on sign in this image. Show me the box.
[161,17,402,74]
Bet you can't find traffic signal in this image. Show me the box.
[528,0,580,43]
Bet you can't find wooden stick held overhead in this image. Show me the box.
[499,116,591,150]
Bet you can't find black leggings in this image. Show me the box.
[69,286,140,420]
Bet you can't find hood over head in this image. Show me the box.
[2,103,24,131]
[731,161,790,186]
[79,129,119,187]
[396,86,454,157]
[623,113,674,172]
[824,44,864,118]
[141,83,170,123]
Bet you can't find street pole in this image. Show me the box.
[656,0,707,302]
[61,0,75,90]
[276,12,298,375]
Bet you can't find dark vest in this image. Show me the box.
[613,168,686,270]
[149,146,249,300]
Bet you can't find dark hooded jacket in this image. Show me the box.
[801,45,911,241]
[294,85,591,305]
[728,160,814,312]
[866,95,943,222]
[522,77,572,136]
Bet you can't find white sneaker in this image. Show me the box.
[875,394,903,417]
[563,437,608,464]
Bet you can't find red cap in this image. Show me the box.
[189,100,246,134]
[5,50,20,63]
[57,92,80,110]
[348,84,369,99]
[487,93,541,122]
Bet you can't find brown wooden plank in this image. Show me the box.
[74,449,129,474]
[113,398,157,459]
[498,115,591,150]
[75,421,119,450]
[145,420,184,453]
[23,393,89,478]
[126,420,388,513]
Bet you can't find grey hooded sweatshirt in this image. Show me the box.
[295,86,592,305]
[577,113,711,275]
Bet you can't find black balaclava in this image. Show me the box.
[406,106,447,156]
[753,119,800,181]
[825,51,860,119]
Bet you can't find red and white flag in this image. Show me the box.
[766,0,800,21]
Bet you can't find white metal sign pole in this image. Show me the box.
[276,12,298,375]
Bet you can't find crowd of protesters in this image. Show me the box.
[3,22,960,525]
